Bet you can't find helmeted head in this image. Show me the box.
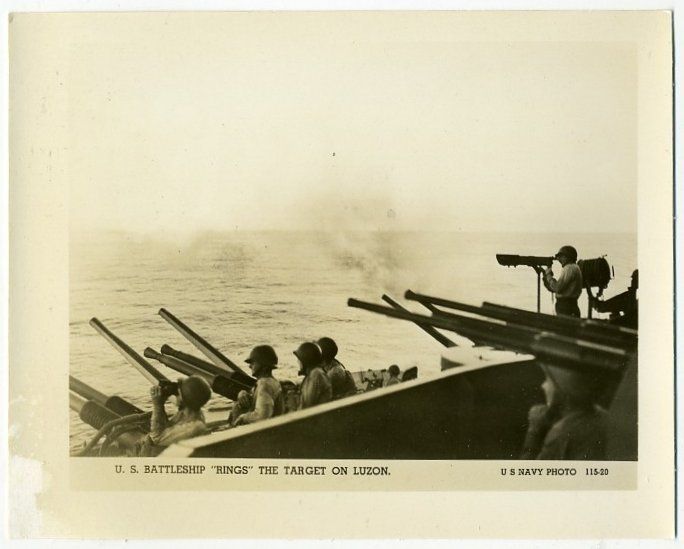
[178,375,212,411]
[630,269,639,291]
[245,345,278,376]
[554,245,578,265]
[317,337,338,362]
[540,363,603,407]
[294,342,323,373]
[388,364,400,378]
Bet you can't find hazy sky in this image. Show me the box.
[63,13,637,235]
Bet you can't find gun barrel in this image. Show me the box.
[158,308,254,384]
[145,347,246,401]
[482,302,637,341]
[160,344,255,389]
[69,375,108,404]
[70,391,88,414]
[348,298,629,373]
[405,290,482,315]
[143,347,212,382]
[406,291,636,349]
[70,375,144,416]
[70,392,120,429]
[381,294,457,348]
[104,396,144,417]
[90,318,169,384]
[350,298,535,353]
[70,391,146,452]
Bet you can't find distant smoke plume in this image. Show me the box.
[327,231,405,291]
[303,191,423,294]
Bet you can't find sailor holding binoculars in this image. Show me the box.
[137,375,212,456]
[535,245,583,317]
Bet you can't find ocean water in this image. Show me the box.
[69,230,636,447]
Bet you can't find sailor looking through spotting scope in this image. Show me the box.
[534,245,583,317]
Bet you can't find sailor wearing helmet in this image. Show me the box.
[539,245,583,317]
[318,337,357,399]
[295,342,332,409]
[521,364,608,460]
[231,345,285,426]
[139,375,212,455]
[383,364,402,387]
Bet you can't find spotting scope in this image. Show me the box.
[496,254,554,268]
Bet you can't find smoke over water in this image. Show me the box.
[320,231,421,296]
[70,227,636,447]
[304,192,432,294]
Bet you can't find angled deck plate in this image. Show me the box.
[440,346,534,370]
[162,357,543,459]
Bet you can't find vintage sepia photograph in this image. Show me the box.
[64,12,639,462]
[7,7,674,540]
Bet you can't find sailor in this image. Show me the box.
[590,269,638,329]
[383,364,401,387]
[318,337,357,399]
[520,364,608,460]
[139,375,211,455]
[231,345,285,426]
[295,342,332,409]
[538,245,583,317]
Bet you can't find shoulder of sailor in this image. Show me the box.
[527,403,551,424]
[312,366,328,380]
[260,376,282,396]
[328,362,346,376]
[564,263,582,276]
[546,406,606,440]
[312,367,332,387]
[171,408,206,425]
[153,417,208,446]
[565,405,608,428]
[173,420,209,441]
[189,419,210,435]
[252,378,266,396]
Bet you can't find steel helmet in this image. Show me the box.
[541,364,603,403]
[245,345,278,368]
[293,342,323,369]
[179,375,212,411]
[317,337,338,361]
[554,245,578,262]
